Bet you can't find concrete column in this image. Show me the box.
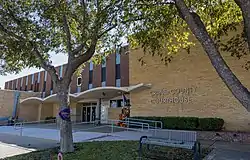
[96,98,101,124]
[71,103,77,122]
[37,104,42,121]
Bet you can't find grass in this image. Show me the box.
[4,141,211,160]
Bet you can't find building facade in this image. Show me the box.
[3,29,250,132]
[5,47,129,97]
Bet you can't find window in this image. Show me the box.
[102,58,106,67]
[38,72,41,83]
[44,71,47,81]
[77,86,81,93]
[77,77,82,86]
[31,74,34,84]
[101,67,106,82]
[115,50,120,64]
[43,81,46,92]
[88,83,93,89]
[11,81,14,90]
[21,77,23,87]
[51,80,53,91]
[42,92,45,98]
[115,64,121,79]
[26,76,28,86]
[16,79,18,89]
[89,70,93,86]
[110,99,130,108]
[116,79,121,87]
[89,61,93,71]
[102,81,106,87]
[59,65,63,78]
[115,63,121,87]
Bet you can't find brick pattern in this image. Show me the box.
[129,42,250,132]
[120,46,129,87]
[0,90,40,118]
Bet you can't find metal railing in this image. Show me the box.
[125,118,163,129]
[13,119,57,136]
[107,119,150,133]
[125,118,163,135]
[10,118,154,137]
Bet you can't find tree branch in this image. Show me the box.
[55,0,72,53]
[0,22,60,83]
[234,0,250,51]
[30,42,59,83]
[174,0,250,111]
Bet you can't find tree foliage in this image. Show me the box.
[0,0,133,78]
[0,0,138,153]
[128,0,246,65]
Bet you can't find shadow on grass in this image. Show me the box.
[3,141,212,160]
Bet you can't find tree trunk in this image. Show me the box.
[175,0,250,112]
[234,0,250,50]
[57,87,74,153]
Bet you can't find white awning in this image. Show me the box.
[20,83,151,104]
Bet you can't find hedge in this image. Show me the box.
[131,116,224,131]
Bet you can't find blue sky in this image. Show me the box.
[0,53,68,89]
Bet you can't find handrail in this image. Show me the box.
[108,119,150,132]
[125,118,163,129]
[14,122,23,136]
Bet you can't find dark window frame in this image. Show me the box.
[115,64,121,79]
[101,67,106,82]
[89,70,93,84]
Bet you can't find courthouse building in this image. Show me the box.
[3,36,250,132]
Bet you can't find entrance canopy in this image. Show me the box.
[20,83,151,104]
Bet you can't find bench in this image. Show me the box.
[138,129,201,160]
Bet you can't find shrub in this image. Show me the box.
[130,116,224,131]
[198,118,224,131]
[45,117,56,123]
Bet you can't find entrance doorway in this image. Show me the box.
[81,103,97,122]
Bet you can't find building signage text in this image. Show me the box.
[150,86,196,104]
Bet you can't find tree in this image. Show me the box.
[129,0,250,112]
[0,0,134,153]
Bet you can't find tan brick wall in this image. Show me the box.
[108,108,122,120]
[19,104,39,121]
[40,103,53,120]
[129,35,250,132]
[0,90,40,118]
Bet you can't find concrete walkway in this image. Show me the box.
[1,127,250,160]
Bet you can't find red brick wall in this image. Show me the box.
[28,74,32,90]
[120,46,129,87]
[93,64,101,88]
[71,74,77,93]
[13,79,17,90]
[4,82,8,89]
[40,71,45,93]
[106,53,116,86]
[46,72,52,96]
[34,73,39,92]
[17,78,21,90]
[9,81,13,90]
[82,63,90,91]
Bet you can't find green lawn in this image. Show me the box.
[4,141,211,160]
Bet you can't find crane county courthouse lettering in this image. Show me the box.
[2,43,250,132]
